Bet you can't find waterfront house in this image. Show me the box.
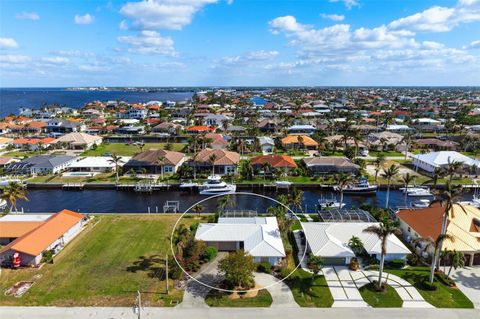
[287,124,316,135]
[413,138,458,151]
[367,131,404,149]
[302,222,411,265]
[203,114,231,129]
[204,133,229,150]
[192,148,240,175]
[54,132,103,150]
[250,154,297,174]
[152,122,183,135]
[195,217,286,265]
[281,135,318,150]
[0,137,13,149]
[5,155,77,175]
[186,125,215,134]
[0,210,86,266]
[396,205,480,266]
[123,150,185,174]
[0,156,16,168]
[412,151,480,174]
[114,125,145,135]
[68,156,130,173]
[303,157,359,174]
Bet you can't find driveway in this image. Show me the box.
[178,253,226,308]
[323,266,369,308]
[450,267,480,309]
[253,272,299,307]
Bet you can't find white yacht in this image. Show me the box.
[318,196,345,210]
[407,187,433,197]
[179,180,200,190]
[412,199,431,208]
[275,180,292,188]
[199,175,236,195]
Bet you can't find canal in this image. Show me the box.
[15,189,475,214]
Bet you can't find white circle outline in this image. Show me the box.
[170,191,308,293]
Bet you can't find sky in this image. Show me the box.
[1,0,480,87]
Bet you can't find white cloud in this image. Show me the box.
[118,30,176,56]
[0,55,31,63]
[320,13,345,21]
[465,40,480,49]
[215,50,278,68]
[329,0,359,10]
[16,12,40,20]
[0,37,19,49]
[389,1,480,33]
[74,14,95,25]
[119,20,129,30]
[50,50,95,58]
[40,57,70,64]
[120,0,218,30]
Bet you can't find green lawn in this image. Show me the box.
[385,267,473,308]
[285,269,334,307]
[205,289,273,307]
[27,173,144,184]
[368,151,404,157]
[81,143,186,156]
[0,215,204,306]
[359,282,403,308]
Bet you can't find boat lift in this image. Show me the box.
[163,201,180,213]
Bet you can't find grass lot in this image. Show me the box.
[82,143,186,156]
[27,173,143,184]
[4,150,47,158]
[285,269,334,307]
[368,151,404,157]
[0,215,204,306]
[359,282,403,308]
[205,289,273,307]
[385,267,474,308]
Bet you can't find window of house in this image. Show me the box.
[164,166,174,173]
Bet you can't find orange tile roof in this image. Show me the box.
[13,137,55,145]
[250,154,297,169]
[187,125,215,132]
[0,221,44,238]
[0,209,85,257]
[396,204,446,239]
[281,135,318,147]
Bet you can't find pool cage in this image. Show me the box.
[221,210,258,218]
[317,208,376,223]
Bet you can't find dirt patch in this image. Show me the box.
[228,284,263,299]
[5,281,34,298]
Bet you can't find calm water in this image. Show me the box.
[0,88,194,116]
[15,189,474,214]
[250,96,269,106]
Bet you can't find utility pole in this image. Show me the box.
[134,290,141,319]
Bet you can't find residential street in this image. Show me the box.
[1,306,479,319]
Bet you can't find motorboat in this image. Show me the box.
[336,177,377,195]
[0,178,26,187]
[199,175,236,195]
[407,187,433,197]
[179,180,200,190]
[412,199,431,208]
[318,196,345,209]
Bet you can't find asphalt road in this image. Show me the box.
[1,307,479,319]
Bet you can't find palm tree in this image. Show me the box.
[1,182,28,213]
[262,162,273,180]
[334,173,354,209]
[192,204,204,216]
[381,164,399,209]
[400,173,415,206]
[108,153,122,184]
[424,167,444,186]
[348,236,364,255]
[218,194,235,211]
[374,155,386,183]
[430,181,468,270]
[401,131,414,160]
[363,219,401,290]
[413,234,454,284]
[209,153,217,176]
[444,159,463,182]
[157,155,166,181]
[447,250,465,277]
[307,255,324,284]
[289,188,304,214]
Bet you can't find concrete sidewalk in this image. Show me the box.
[2,306,479,319]
[253,272,299,307]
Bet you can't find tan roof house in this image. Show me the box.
[54,132,103,150]
[193,148,240,175]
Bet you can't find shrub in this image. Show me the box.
[421,280,438,291]
[256,262,272,273]
[406,253,419,266]
[386,258,405,269]
[435,272,456,287]
[349,257,360,271]
[278,267,292,279]
[41,250,54,264]
[168,257,183,279]
[203,246,218,261]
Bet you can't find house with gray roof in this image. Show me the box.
[5,155,77,175]
[303,157,359,174]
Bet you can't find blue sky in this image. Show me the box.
[1,0,480,87]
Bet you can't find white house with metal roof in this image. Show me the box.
[302,222,411,265]
[195,217,286,265]
[412,151,480,174]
